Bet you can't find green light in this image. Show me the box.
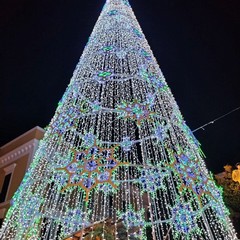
[98,71,112,77]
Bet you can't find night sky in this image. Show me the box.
[1,0,240,173]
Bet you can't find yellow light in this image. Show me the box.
[232,165,240,184]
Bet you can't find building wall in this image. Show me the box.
[0,126,44,226]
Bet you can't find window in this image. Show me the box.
[0,173,12,203]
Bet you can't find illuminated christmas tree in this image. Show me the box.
[0,0,238,239]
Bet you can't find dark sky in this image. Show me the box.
[0,0,240,173]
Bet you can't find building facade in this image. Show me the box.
[0,126,44,226]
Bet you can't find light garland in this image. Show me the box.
[0,0,238,239]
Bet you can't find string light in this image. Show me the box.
[0,0,237,239]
